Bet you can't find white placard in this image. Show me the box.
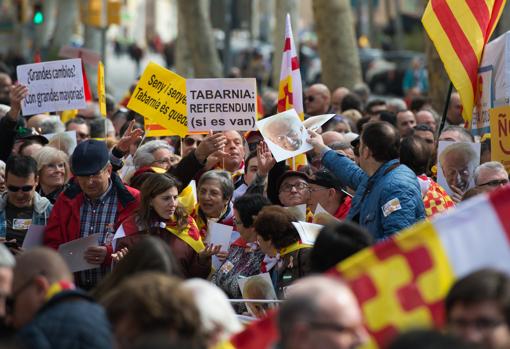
[292,221,323,245]
[187,78,257,131]
[238,273,278,318]
[17,58,87,115]
[43,130,77,155]
[256,109,313,162]
[21,225,45,250]
[207,222,234,270]
[302,113,336,131]
[437,141,481,198]
[57,234,100,272]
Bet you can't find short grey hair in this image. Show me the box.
[40,116,65,134]
[474,161,507,185]
[133,140,174,169]
[441,126,474,143]
[0,160,5,173]
[387,98,407,113]
[198,170,234,200]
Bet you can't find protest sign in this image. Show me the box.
[58,46,101,66]
[127,61,188,137]
[437,141,481,198]
[17,58,87,115]
[302,113,336,131]
[257,109,313,162]
[238,273,278,318]
[490,106,510,171]
[98,61,106,116]
[22,225,45,250]
[187,78,257,131]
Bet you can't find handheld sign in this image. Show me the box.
[187,78,257,131]
[490,106,510,171]
[127,61,188,137]
[17,58,87,115]
[98,61,106,117]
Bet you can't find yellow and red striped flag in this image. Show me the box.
[422,0,506,124]
[277,14,307,170]
[219,184,510,349]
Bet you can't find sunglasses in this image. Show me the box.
[7,185,34,192]
[477,179,509,187]
[183,138,201,146]
[305,96,316,103]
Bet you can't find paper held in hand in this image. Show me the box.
[58,234,100,272]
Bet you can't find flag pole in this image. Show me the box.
[437,82,453,137]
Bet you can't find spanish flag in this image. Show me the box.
[220,185,510,348]
[422,0,506,124]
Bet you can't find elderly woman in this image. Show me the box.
[253,205,313,297]
[210,194,270,310]
[195,170,235,238]
[115,173,219,278]
[33,146,70,204]
[133,140,177,171]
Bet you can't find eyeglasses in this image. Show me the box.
[184,137,201,146]
[77,132,89,139]
[449,317,505,331]
[305,96,316,103]
[279,182,309,192]
[477,179,509,187]
[7,185,34,192]
[152,158,172,165]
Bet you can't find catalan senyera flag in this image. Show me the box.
[220,185,510,349]
[277,14,306,170]
[422,0,506,124]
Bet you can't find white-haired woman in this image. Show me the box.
[133,140,177,171]
[33,146,70,204]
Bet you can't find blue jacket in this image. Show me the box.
[322,150,425,241]
[0,192,52,238]
[17,289,113,349]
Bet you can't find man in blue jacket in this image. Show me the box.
[308,121,425,241]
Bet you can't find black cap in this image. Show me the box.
[276,170,310,192]
[71,140,109,176]
[309,169,345,191]
[15,127,49,145]
[350,136,360,148]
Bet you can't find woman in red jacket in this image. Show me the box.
[114,173,219,278]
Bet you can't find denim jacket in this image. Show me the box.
[0,192,53,237]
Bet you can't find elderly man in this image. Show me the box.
[439,142,479,201]
[263,114,304,152]
[446,269,510,349]
[307,169,351,220]
[396,110,417,138]
[439,125,474,143]
[65,118,90,144]
[474,161,509,190]
[12,248,112,349]
[44,140,140,290]
[415,109,437,132]
[277,276,368,349]
[276,171,310,207]
[305,84,332,116]
[308,122,424,240]
[0,156,52,247]
[446,92,464,126]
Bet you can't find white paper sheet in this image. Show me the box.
[21,225,45,250]
[58,234,100,272]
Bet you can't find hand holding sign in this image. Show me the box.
[7,83,29,119]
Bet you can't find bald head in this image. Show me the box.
[27,114,51,130]
[15,247,72,286]
[305,84,331,116]
[332,87,350,113]
[322,131,345,146]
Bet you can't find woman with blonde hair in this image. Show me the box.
[33,146,71,204]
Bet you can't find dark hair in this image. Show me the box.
[379,111,397,126]
[400,135,431,175]
[233,194,271,228]
[414,123,434,133]
[310,221,373,273]
[138,173,187,229]
[245,150,257,167]
[409,96,431,113]
[361,122,400,162]
[388,329,474,349]
[365,99,386,115]
[5,155,38,179]
[65,117,87,128]
[446,268,510,327]
[91,236,182,301]
[253,205,300,249]
[356,116,371,133]
[340,93,362,113]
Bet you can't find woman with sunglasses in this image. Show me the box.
[33,147,71,204]
[114,173,219,278]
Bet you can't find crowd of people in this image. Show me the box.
[0,61,508,349]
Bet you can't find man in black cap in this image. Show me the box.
[307,169,352,220]
[44,140,140,290]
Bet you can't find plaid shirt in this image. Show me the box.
[77,182,118,290]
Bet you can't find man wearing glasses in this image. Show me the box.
[304,84,332,117]
[0,155,52,247]
[474,162,509,191]
[44,140,140,290]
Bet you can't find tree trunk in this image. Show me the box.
[271,0,299,89]
[176,0,222,78]
[425,34,449,114]
[175,3,194,77]
[47,0,79,60]
[312,0,362,91]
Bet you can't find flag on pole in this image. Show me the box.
[277,14,306,170]
[219,184,510,349]
[422,0,506,124]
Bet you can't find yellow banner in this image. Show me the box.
[128,61,188,137]
[489,106,510,172]
[98,61,106,117]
